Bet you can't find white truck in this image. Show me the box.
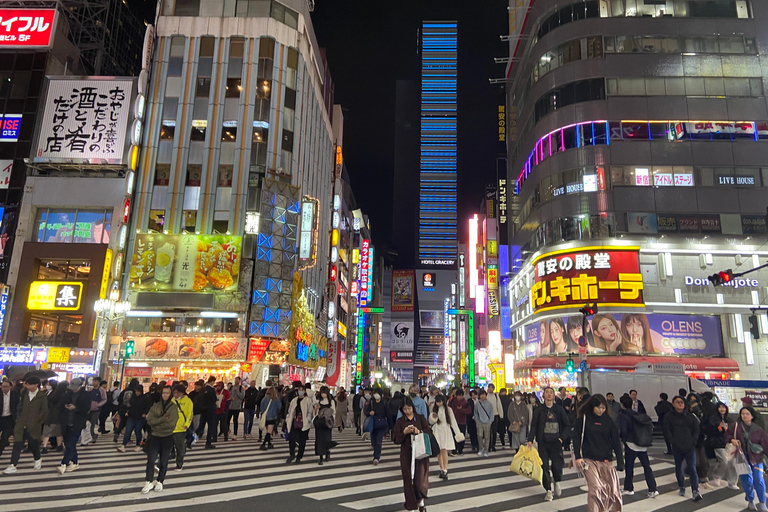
[585,367,711,422]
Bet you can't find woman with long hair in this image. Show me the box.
[335,389,348,433]
[620,314,654,353]
[566,316,593,352]
[549,318,572,354]
[42,381,68,453]
[259,386,281,450]
[314,385,336,465]
[726,406,768,511]
[591,314,624,352]
[573,394,624,512]
[429,394,460,480]
[393,397,431,512]
[142,385,178,494]
[286,383,313,464]
[539,320,551,355]
[707,401,738,489]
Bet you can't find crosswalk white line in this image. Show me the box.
[339,462,672,511]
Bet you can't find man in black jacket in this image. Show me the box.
[198,376,218,449]
[527,387,571,501]
[619,395,658,498]
[663,395,702,502]
[0,380,19,460]
[629,389,646,414]
[655,392,673,454]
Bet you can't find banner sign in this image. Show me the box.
[130,234,242,292]
[531,246,643,314]
[0,347,46,364]
[0,9,56,48]
[390,321,414,363]
[127,336,247,362]
[247,338,270,363]
[524,313,723,358]
[326,339,341,386]
[392,270,415,312]
[27,281,82,311]
[35,79,134,163]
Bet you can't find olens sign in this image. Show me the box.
[530,246,644,314]
[0,10,56,48]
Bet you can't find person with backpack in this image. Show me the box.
[118,385,151,452]
[727,406,768,511]
[227,377,245,440]
[113,379,139,442]
[619,394,658,498]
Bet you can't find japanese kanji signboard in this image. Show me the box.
[27,281,83,311]
[530,246,644,314]
[129,234,242,292]
[0,9,56,48]
[34,78,134,163]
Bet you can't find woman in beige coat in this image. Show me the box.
[335,389,349,432]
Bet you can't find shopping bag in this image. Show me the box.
[570,446,585,478]
[733,450,751,476]
[363,416,374,433]
[79,422,93,446]
[509,445,544,484]
[412,433,429,460]
[427,433,440,457]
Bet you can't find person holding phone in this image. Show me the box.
[393,397,431,512]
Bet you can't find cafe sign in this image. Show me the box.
[530,246,644,313]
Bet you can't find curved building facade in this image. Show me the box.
[505,0,768,402]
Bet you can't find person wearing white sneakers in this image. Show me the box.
[142,385,179,494]
[526,387,571,502]
[4,376,48,474]
[58,378,91,475]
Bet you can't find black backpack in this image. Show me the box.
[632,413,654,447]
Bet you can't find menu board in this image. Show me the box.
[128,336,247,361]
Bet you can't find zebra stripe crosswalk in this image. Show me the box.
[0,427,753,511]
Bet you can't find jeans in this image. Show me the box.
[477,422,492,453]
[673,447,699,492]
[172,432,187,468]
[123,417,146,446]
[228,409,241,436]
[243,409,255,434]
[61,426,81,466]
[742,463,766,504]
[217,412,228,440]
[539,440,565,492]
[11,431,40,465]
[289,428,309,460]
[145,435,173,483]
[467,417,478,450]
[624,445,657,492]
[497,417,509,446]
[371,426,386,460]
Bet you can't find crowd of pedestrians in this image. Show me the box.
[1,372,765,511]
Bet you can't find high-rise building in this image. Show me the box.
[418,21,457,267]
[392,79,419,269]
[506,0,767,391]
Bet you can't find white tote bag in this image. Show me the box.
[413,432,429,460]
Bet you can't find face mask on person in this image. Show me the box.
[374,393,381,400]
[46,385,52,391]
[515,396,521,402]
[364,393,370,398]
[410,392,417,398]
[298,390,305,396]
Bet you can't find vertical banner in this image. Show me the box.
[326,339,341,387]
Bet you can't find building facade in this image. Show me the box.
[122,0,335,384]
[505,0,768,407]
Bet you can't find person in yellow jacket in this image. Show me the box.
[171,384,193,471]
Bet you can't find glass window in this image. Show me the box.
[35,209,111,244]
[160,121,175,140]
[284,6,299,29]
[35,209,47,243]
[719,36,745,53]
[190,120,207,141]
[271,1,285,23]
[745,37,757,54]
[72,211,107,244]
[43,210,76,243]
[148,210,165,232]
[196,78,211,97]
[183,211,197,231]
[225,78,241,98]
[10,71,30,99]
[175,0,200,15]
[221,122,237,142]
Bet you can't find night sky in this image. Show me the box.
[130,1,508,254]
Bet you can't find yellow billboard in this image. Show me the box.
[129,234,242,292]
[27,281,83,311]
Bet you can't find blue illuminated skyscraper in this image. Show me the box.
[418,21,458,266]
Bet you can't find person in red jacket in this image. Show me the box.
[214,382,230,442]
[449,389,470,455]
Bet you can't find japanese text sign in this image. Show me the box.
[27,281,83,311]
[35,78,134,163]
[531,247,643,313]
[0,115,21,142]
[0,9,56,48]
[359,239,370,304]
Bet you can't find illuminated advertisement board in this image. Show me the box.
[27,281,82,311]
[0,9,56,48]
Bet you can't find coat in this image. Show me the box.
[507,400,530,427]
[146,399,179,438]
[726,421,768,465]
[663,410,699,452]
[393,414,432,511]
[335,397,349,427]
[229,385,245,410]
[62,388,91,432]
[15,389,48,441]
[287,396,314,432]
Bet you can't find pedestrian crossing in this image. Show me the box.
[0,426,753,512]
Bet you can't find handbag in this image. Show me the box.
[509,422,521,434]
[454,431,465,443]
[259,399,270,430]
[428,432,440,457]
[363,415,374,433]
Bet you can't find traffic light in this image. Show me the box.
[125,339,135,358]
[579,303,598,316]
[708,269,733,286]
[749,314,761,340]
[566,356,575,373]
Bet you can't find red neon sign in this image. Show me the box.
[0,10,57,48]
[123,198,131,223]
[330,265,337,282]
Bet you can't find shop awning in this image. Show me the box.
[516,355,739,372]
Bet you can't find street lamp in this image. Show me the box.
[94,296,132,378]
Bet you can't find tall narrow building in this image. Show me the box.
[418,21,458,267]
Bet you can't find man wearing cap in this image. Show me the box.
[58,378,91,474]
[4,376,48,473]
[0,379,19,460]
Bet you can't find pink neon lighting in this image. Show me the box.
[468,215,478,298]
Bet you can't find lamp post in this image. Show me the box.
[93,291,131,381]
